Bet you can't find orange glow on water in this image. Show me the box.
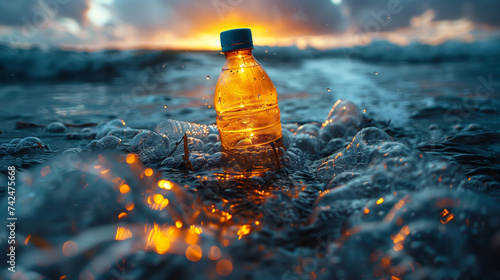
[144,168,153,177]
[125,202,135,211]
[186,244,202,262]
[100,168,111,174]
[118,212,128,219]
[74,151,272,266]
[115,226,133,241]
[25,234,31,245]
[126,154,136,164]
[154,194,165,204]
[237,225,251,240]
[391,225,410,252]
[216,259,233,276]
[208,246,222,260]
[146,223,171,254]
[384,195,410,223]
[148,194,169,211]
[189,225,203,235]
[119,184,130,194]
[62,240,79,257]
[158,180,173,190]
[440,209,455,224]
[40,166,51,177]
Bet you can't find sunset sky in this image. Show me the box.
[1,0,499,50]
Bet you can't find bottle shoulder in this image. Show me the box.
[222,57,261,70]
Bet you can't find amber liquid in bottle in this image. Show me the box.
[215,49,284,174]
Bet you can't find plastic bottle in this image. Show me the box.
[155,119,218,141]
[215,28,284,174]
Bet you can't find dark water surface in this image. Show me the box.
[1,46,500,279]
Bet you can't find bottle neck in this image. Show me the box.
[222,48,259,69]
[224,48,253,59]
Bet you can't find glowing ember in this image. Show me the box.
[144,168,153,177]
[440,209,455,224]
[154,194,165,204]
[126,154,136,164]
[189,225,203,235]
[158,179,173,190]
[237,225,251,240]
[148,194,169,211]
[119,184,130,194]
[391,225,410,252]
[118,212,128,219]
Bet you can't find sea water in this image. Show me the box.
[0,42,500,279]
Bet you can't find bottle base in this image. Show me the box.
[221,137,285,177]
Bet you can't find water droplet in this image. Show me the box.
[206,75,211,80]
[374,71,378,75]
[164,105,168,109]
[327,88,331,92]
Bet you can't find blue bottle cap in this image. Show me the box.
[220,28,253,52]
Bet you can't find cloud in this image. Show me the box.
[341,0,500,32]
[0,0,91,26]
[169,0,347,37]
[0,0,500,49]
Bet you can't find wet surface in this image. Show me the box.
[1,48,500,279]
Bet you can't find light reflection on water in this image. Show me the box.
[0,53,500,279]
